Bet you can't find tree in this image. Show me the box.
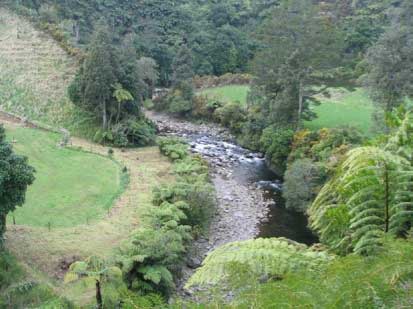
[171,43,194,87]
[309,146,413,255]
[0,125,35,242]
[364,1,413,112]
[64,256,123,309]
[283,159,327,213]
[186,238,332,289]
[68,23,118,130]
[113,83,133,124]
[251,0,344,127]
[68,23,144,131]
[136,57,159,99]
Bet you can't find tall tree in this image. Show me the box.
[251,0,344,127]
[0,125,35,242]
[68,23,143,130]
[364,1,413,112]
[171,43,194,87]
[69,23,118,130]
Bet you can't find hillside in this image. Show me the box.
[0,8,78,127]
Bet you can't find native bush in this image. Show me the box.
[120,138,215,296]
[118,201,192,296]
[186,238,333,289]
[288,127,363,167]
[157,137,189,161]
[224,238,413,308]
[213,102,246,133]
[309,147,413,255]
[260,125,295,175]
[283,159,328,213]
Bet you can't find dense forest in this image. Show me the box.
[1,0,413,308]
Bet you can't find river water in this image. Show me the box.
[185,132,318,245]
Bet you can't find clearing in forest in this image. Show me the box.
[306,88,375,135]
[199,85,374,135]
[199,85,250,106]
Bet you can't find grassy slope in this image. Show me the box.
[305,88,375,135]
[0,8,95,135]
[5,131,172,278]
[199,85,250,106]
[5,125,122,228]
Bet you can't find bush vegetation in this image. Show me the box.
[118,137,215,297]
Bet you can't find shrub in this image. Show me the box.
[120,137,215,296]
[157,137,189,161]
[283,159,327,213]
[161,81,195,116]
[213,102,246,133]
[193,73,252,90]
[118,202,192,296]
[289,127,363,167]
[94,118,156,147]
[153,181,215,230]
[191,95,223,120]
[260,126,295,175]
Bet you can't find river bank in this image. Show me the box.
[146,111,273,294]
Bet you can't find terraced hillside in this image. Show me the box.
[0,8,78,127]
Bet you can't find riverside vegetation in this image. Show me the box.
[1,0,413,308]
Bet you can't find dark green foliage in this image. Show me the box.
[6,0,266,84]
[171,44,194,87]
[0,125,35,240]
[111,118,156,148]
[283,159,328,213]
[68,24,119,130]
[251,0,344,127]
[364,1,413,112]
[68,25,151,141]
[259,126,294,175]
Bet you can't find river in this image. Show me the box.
[145,111,317,293]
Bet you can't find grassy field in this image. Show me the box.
[200,85,374,134]
[199,85,250,106]
[5,125,123,228]
[2,123,173,305]
[305,88,375,135]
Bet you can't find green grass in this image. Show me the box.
[5,126,122,228]
[305,88,375,135]
[199,85,250,106]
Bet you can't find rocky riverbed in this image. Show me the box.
[146,111,273,295]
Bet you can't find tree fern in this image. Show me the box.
[309,147,413,255]
[186,238,332,289]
